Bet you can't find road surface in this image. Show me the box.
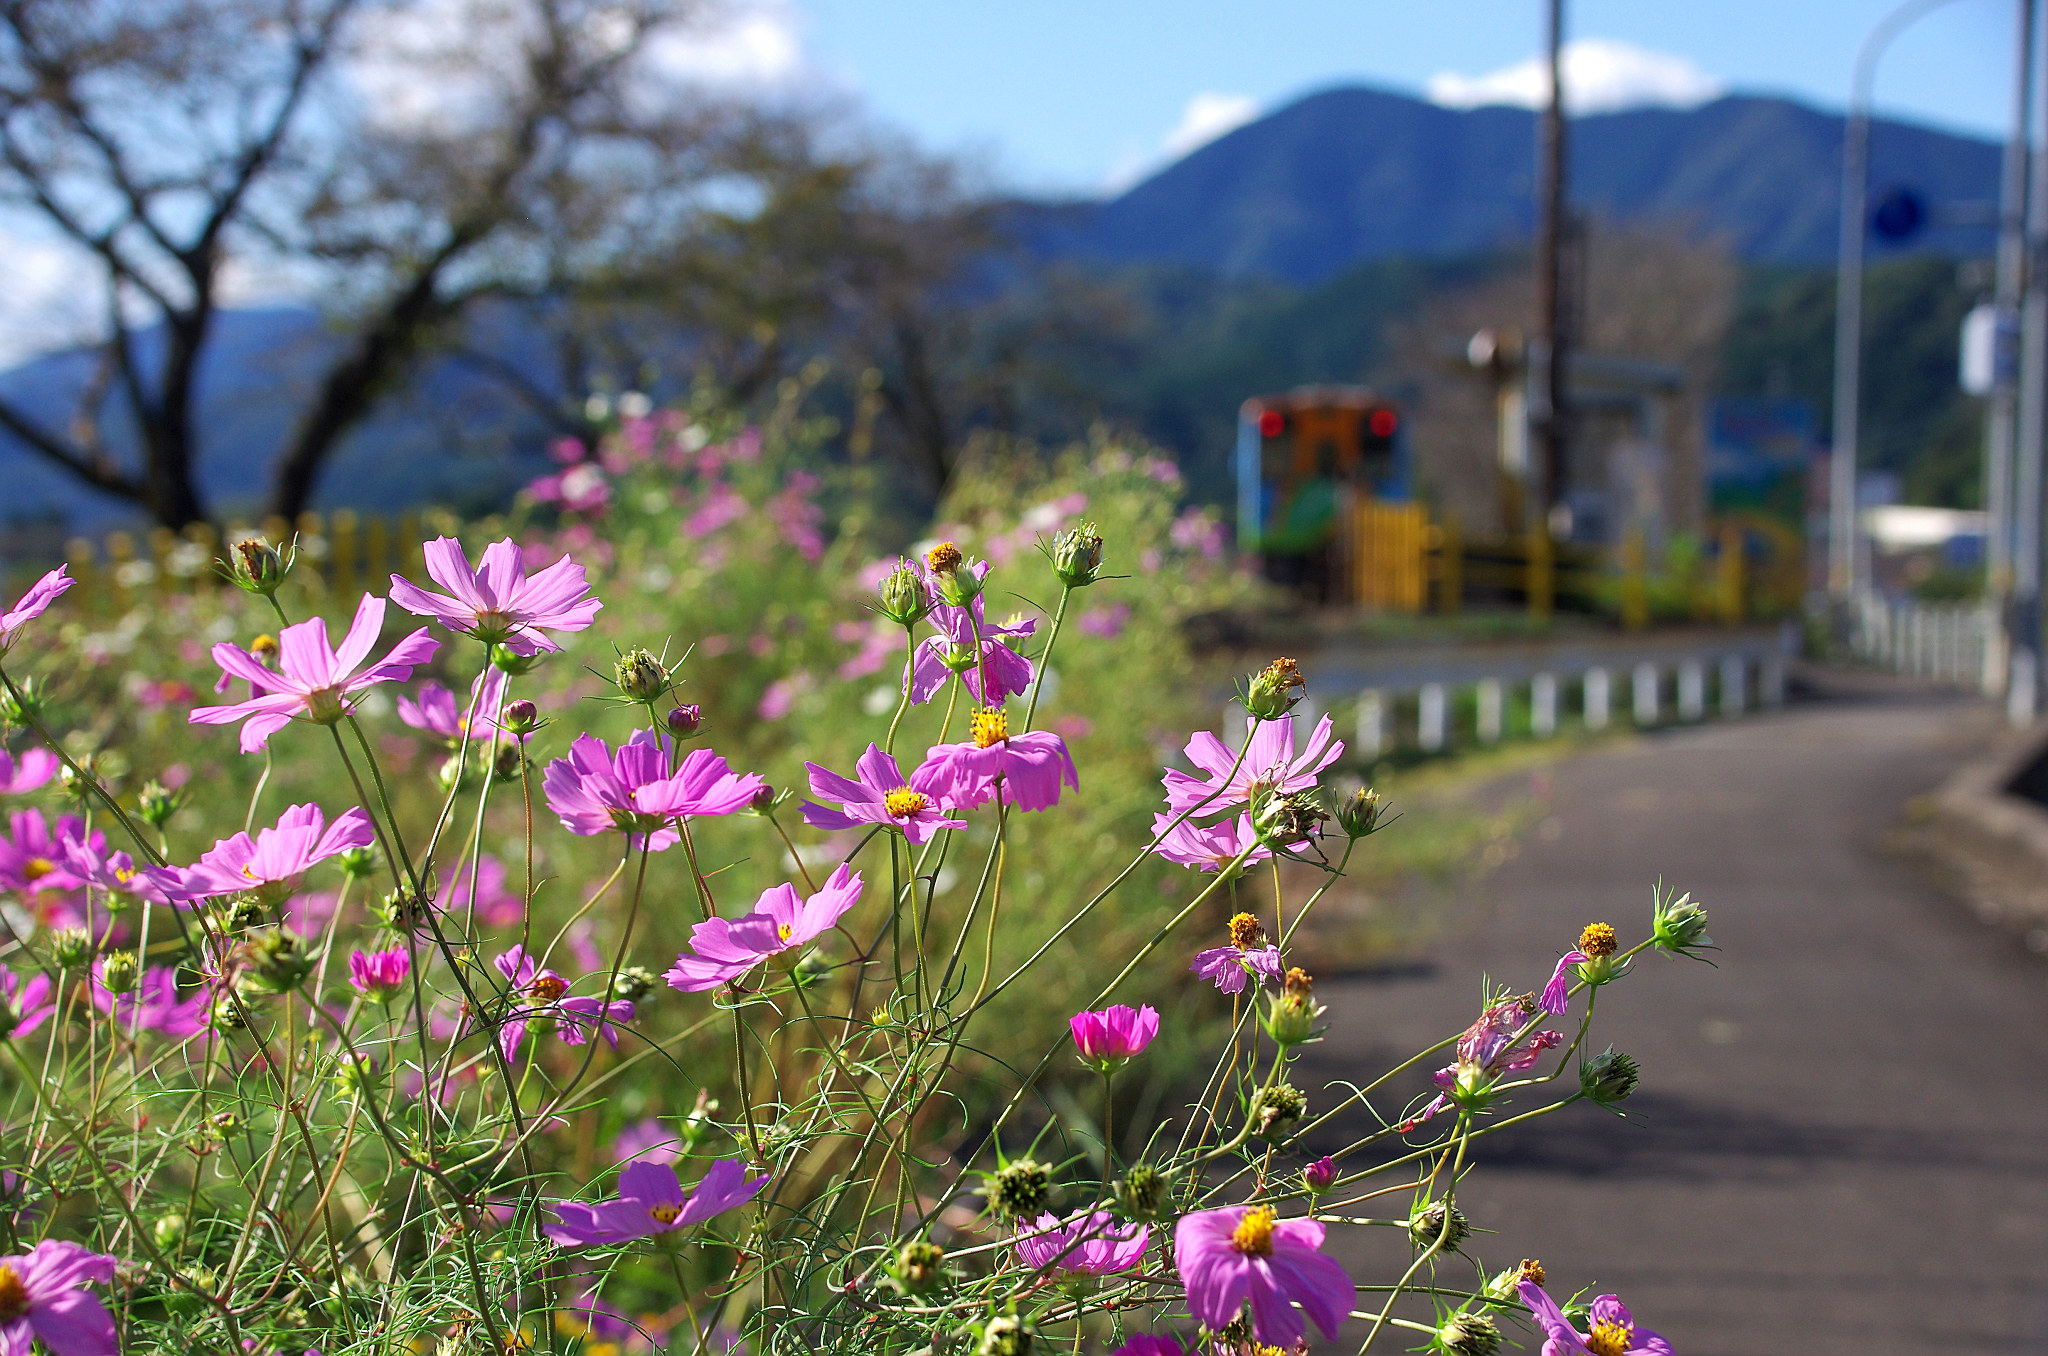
[1299,679,2048,1355]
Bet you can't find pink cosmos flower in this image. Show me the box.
[0,748,56,796]
[1014,1211,1149,1279]
[0,970,54,1037]
[544,1158,769,1248]
[448,854,522,926]
[908,569,1037,706]
[1173,1205,1354,1347]
[1410,997,1565,1127]
[1189,942,1283,996]
[389,536,602,655]
[92,965,208,1037]
[1302,1157,1337,1193]
[1110,1338,1185,1356]
[349,947,411,999]
[664,865,864,992]
[1077,603,1130,640]
[542,732,765,852]
[0,1239,117,1356]
[1161,716,1343,819]
[0,567,71,651]
[800,744,967,846]
[1069,1004,1159,1068]
[1521,1281,1672,1356]
[1151,812,1271,873]
[0,811,97,898]
[493,945,635,1062]
[148,804,374,904]
[912,710,1077,813]
[190,594,439,752]
[613,1119,682,1165]
[396,668,508,744]
[61,837,171,909]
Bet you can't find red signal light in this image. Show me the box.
[1368,408,1398,438]
[1256,409,1286,438]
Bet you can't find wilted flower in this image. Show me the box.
[1013,1211,1148,1278]
[190,595,439,751]
[1069,1004,1159,1070]
[1249,786,1327,850]
[388,536,602,655]
[913,708,1077,813]
[908,574,1037,706]
[924,541,980,606]
[1249,1083,1305,1139]
[1413,996,1564,1125]
[544,1159,769,1248]
[494,945,635,1060]
[1172,1205,1353,1346]
[1541,923,1627,1012]
[0,567,71,653]
[1242,657,1307,720]
[1190,913,1284,996]
[664,865,864,992]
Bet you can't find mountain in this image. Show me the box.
[1015,88,2000,282]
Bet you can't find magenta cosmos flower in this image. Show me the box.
[148,803,374,905]
[908,566,1037,706]
[0,1238,117,1356]
[190,594,438,752]
[665,865,864,992]
[0,749,55,796]
[1174,1205,1354,1346]
[0,567,71,652]
[1110,1338,1184,1356]
[0,810,97,899]
[543,731,764,852]
[800,743,966,845]
[493,945,634,1061]
[545,1158,769,1248]
[1151,811,1271,873]
[1521,1282,1672,1356]
[1015,1211,1149,1279]
[397,667,508,744]
[0,971,54,1038]
[1069,1004,1159,1069]
[389,536,602,655]
[349,947,410,1000]
[1161,715,1342,818]
[912,708,1076,813]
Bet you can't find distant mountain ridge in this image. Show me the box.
[1013,87,1999,282]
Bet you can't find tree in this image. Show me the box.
[0,0,761,527]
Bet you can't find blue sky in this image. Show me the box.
[781,0,2015,193]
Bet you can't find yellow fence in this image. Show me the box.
[59,509,460,615]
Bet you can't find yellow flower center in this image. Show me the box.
[21,858,53,882]
[926,541,963,573]
[114,867,133,885]
[250,634,279,659]
[1584,1319,1631,1356]
[1230,1205,1276,1257]
[0,1263,27,1320]
[1517,1257,1545,1288]
[528,975,568,1003]
[1227,912,1263,950]
[777,923,793,942]
[883,787,929,818]
[1578,922,1618,958]
[970,708,1009,749]
[647,1202,682,1225]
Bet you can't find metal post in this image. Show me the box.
[2014,0,2047,720]
[1532,0,1569,520]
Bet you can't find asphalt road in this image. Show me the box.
[1296,680,2048,1355]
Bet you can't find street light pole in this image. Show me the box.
[1532,0,1568,527]
[2013,0,2045,722]
[1829,0,1970,608]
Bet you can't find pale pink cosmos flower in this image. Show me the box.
[396,668,508,744]
[147,803,374,904]
[664,865,864,992]
[190,594,439,752]
[388,536,602,655]
[0,748,56,796]
[1161,715,1343,819]
[1150,812,1271,873]
[1014,1211,1149,1279]
[0,567,71,651]
[613,1119,682,1165]
[542,731,765,852]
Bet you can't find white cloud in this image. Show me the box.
[1426,38,1723,116]
[1102,90,1260,194]
[0,229,101,369]
[641,3,804,88]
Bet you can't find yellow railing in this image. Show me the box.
[59,508,460,615]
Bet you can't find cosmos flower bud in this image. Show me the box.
[1243,657,1306,720]
[137,779,184,830]
[437,752,472,793]
[1250,785,1327,848]
[926,541,982,606]
[1336,787,1385,838]
[1408,1199,1469,1254]
[1263,988,1325,1047]
[98,950,138,995]
[1302,1156,1337,1194]
[1579,1047,1639,1107]
[59,752,105,802]
[1573,922,1624,986]
[1651,889,1713,957]
[666,704,703,738]
[1250,1082,1305,1139]
[50,927,94,968]
[749,783,779,814]
[1437,1312,1501,1356]
[985,1157,1052,1221]
[241,928,314,994]
[680,1088,720,1148]
[501,699,539,735]
[977,1314,1034,1356]
[877,562,933,626]
[1116,1163,1165,1219]
[613,648,670,702]
[489,642,547,676]
[0,677,46,726]
[332,1050,380,1100]
[152,1214,185,1250]
[609,965,658,1003]
[209,993,249,1030]
[885,1239,946,1295]
[1048,521,1106,587]
[335,846,380,881]
[224,537,291,596]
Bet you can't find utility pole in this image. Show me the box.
[1531,0,1568,526]
[2013,0,2045,722]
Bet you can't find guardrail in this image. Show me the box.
[1847,594,1992,688]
